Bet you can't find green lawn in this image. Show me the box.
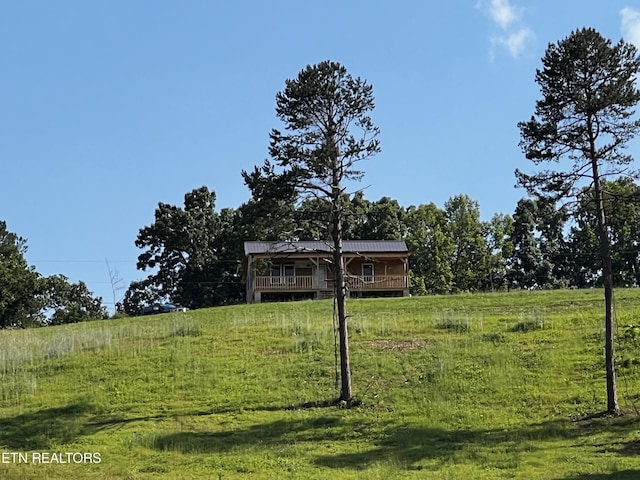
[1,289,640,479]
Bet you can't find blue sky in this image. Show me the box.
[2,1,640,311]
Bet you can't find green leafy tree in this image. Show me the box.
[508,199,547,289]
[535,197,570,288]
[0,221,42,328]
[276,194,365,242]
[569,178,640,287]
[483,213,513,291]
[177,206,243,307]
[130,186,242,312]
[404,203,454,294]
[122,280,163,316]
[342,191,372,240]
[358,197,405,240]
[508,198,569,289]
[210,207,245,304]
[566,219,600,288]
[604,179,640,286]
[516,28,640,414]
[0,221,107,327]
[239,162,299,241]
[246,60,380,403]
[445,194,489,292]
[294,193,405,241]
[40,274,108,325]
[295,196,334,241]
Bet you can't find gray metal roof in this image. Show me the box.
[244,240,408,256]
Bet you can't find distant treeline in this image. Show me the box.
[120,176,640,314]
[2,176,638,326]
[0,221,108,328]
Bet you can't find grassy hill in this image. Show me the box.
[1,289,640,479]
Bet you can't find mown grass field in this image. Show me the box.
[1,289,640,479]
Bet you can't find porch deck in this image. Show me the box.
[254,275,408,292]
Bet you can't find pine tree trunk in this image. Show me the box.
[333,243,352,403]
[332,169,352,403]
[592,168,620,414]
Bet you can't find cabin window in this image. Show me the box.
[271,264,295,284]
[270,265,282,284]
[362,263,374,283]
[283,264,295,284]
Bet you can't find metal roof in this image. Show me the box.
[244,240,408,256]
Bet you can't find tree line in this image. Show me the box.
[5,176,638,328]
[0,221,108,328]
[118,176,640,315]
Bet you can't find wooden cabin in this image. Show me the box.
[243,240,410,303]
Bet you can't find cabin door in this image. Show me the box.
[316,265,327,289]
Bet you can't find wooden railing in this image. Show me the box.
[347,275,408,290]
[254,275,407,291]
[254,276,314,290]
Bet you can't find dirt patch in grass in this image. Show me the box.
[364,339,427,352]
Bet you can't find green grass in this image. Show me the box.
[1,289,640,479]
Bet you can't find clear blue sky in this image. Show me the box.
[2,1,639,311]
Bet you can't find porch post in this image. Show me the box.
[246,255,253,304]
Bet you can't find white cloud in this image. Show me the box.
[621,7,640,49]
[491,27,534,59]
[478,0,533,61]
[488,0,521,30]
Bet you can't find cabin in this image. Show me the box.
[243,240,410,303]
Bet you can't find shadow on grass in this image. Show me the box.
[145,412,640,473]
[5,397,636,476]
[313,420,579,470]
[620,440,640,455]
[559,472,640,480]
[0,398,341,450]
[84,398,345,433]
[148,416,344,453]
[0,402,92,449]
[311,414,640,472]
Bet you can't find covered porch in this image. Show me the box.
[244,240,411,304]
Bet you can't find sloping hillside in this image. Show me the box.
[1,290,640,479]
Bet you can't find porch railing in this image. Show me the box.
[254,275,407,291]
[347,275,408,290]
[254,275,314,290]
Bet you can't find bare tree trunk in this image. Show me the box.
[592,167,620,414]
[331,169,352,403]
[333,239,352,403]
